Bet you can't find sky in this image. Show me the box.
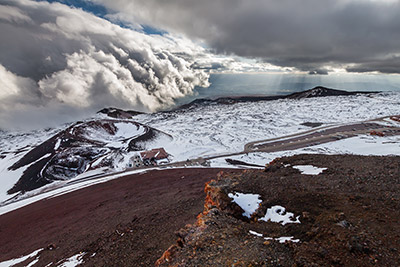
[0,0,400,129]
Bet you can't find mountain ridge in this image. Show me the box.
[176,86,380,110]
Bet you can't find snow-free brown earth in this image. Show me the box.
[0,168,241,266]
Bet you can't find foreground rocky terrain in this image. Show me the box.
[1,154,398,266]
[0,168,240,266]
[157,154,400,266]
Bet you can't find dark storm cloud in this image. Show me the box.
[308,69,329,75]
[346,57,400,74]
[93,0,400,74]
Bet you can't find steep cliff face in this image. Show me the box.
[156,154,400,266]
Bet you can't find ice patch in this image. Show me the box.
[228,192,262,218]
[260,205,300,225]
[293,165,327,175]
[0,248,43,267]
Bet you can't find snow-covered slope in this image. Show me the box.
[0,119,172,201]
[134,91,400,161]
[0,91,399,204]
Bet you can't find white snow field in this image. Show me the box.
[135,92,400,161]
[0,91,399,207]
[81,121,146,148]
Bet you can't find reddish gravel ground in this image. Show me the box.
[0,168,241,266]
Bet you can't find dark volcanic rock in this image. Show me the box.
[225,158,265,168]
[301,122,324,128]
[97,107,144,119]
[286,86,378,99]
[176,95,281,110]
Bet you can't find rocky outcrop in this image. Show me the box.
[156,154,400,266]
[97,107,144,119]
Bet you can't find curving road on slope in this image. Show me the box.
[204,115,400,160]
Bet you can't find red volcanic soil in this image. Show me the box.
[0,168,241,266]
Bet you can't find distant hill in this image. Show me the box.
[177,86,379,110]
[286,86,379,99]
[97,107,144,119]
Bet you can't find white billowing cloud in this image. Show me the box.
[0,64,39,106]
[0,0,214,129]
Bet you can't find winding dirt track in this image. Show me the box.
[204,116,400,160]
[0,168,241,266]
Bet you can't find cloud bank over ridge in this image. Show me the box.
[93,0,400,74]
[0,0,213,129]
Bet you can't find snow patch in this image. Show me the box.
[228,192,262,218]
[26,257,40,267]
[260,205,301,225]
[0,152,52,203]
[264,236,300,243]
[0,248,43,267]
[58,252,85,267]
[249,230,263,237]
[249,230,301,243]
[54,138,62,150]
[293,165,327,175]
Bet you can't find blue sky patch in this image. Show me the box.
[39,0,165,35]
